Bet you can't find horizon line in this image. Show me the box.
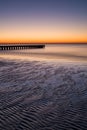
[0,42,87,45]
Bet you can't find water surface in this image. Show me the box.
[0,44,87,62]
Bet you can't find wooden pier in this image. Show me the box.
[0,44,45,50]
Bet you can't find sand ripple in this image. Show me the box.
[0,59,87,130]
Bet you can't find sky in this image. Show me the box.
[0,0,87,43]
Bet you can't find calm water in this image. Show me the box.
[0,44,87,62]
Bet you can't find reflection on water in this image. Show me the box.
[0,44,87,62]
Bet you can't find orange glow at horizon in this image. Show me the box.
[0,32,87,44]
[0,37,87,44]
[0,19,87,44]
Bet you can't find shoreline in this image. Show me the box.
[0,52,87,64]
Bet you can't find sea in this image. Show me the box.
[0,44,87,130]
[0,44,87,62]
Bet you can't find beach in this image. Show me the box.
[1,0,87,128]
[0,44,87,130]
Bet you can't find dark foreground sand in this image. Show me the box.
[0,59,87,130]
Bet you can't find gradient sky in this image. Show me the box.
[0,0,87,43]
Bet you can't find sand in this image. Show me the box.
[0,59,87,130]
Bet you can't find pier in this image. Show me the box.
[0,44,45,50]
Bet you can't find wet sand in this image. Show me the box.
[0,58,87,130]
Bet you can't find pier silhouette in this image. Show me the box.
[0,44,45,50]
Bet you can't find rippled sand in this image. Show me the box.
[0,59,87,130]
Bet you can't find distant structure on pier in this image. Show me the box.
[0,44,45,50]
